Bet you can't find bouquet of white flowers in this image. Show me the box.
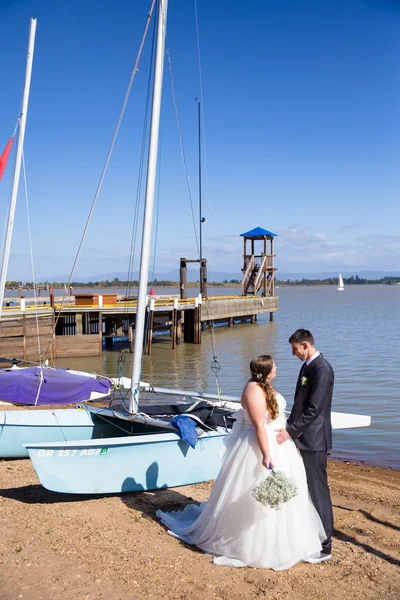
[251,467,298,509]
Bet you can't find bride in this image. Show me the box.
[156,355,326,570]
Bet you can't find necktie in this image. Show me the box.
[300,362,307,377]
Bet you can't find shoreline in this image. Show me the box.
[0,457,399,600]
[330,451,399,472]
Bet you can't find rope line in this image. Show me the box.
[193,0,221,396]
[21,151,42,363]
[164,35,199,255]
[125,13,157,302]
[43,0,157,361]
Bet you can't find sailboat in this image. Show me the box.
[338,273,345,291]
[0,19,120,457]
[24,1,371,495]
[0,11,236,460]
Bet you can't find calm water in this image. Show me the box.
[55,285,399,469]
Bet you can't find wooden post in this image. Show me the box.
[200,258,207,298]
[115,315,124,336]
[128,323,134,353]
[271,237,275,297]
[251,314,256,324]
[76,313,83,335]
[194,297,199,344]
[146,298,155,354]
[180,257,187,300]
[23,314,27,362]
[270,312,274,322]
[176,309,182,345]
[228,317,233,327]
[171,298,178,349]
[197,294,202,344]
[98,311,103,354]
[52,310,57,360]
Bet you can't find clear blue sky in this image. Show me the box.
[0,0,399,281]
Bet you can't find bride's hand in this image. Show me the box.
[262,455,274,470]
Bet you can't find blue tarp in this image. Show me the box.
[171,415,198,449]
[0,367,112,406]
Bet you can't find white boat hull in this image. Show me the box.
[26,430,228,494]
[24,410,371,494]
[0,408,116,458]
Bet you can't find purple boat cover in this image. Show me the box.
[0,367,112,406]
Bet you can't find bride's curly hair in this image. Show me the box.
[250,355,278,420]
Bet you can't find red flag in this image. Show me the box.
[0,137,14,180]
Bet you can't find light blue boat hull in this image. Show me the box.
[25,430,228,494]
[0,408,104,458]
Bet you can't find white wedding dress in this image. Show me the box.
[156,393,326,570]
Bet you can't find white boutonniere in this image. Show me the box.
[301,376,308,386]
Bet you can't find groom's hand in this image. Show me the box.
[275,428,290,445]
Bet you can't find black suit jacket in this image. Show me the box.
[286,353,334,451]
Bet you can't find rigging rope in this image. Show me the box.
[125,3,157,305]
[164,37,200,255]
[43,0,157,362]
[193,0,222,399]
[21,151,42,363]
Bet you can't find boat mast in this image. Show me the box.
[197,100,203,268]
[0,18,37,319]
[129,0,168,413]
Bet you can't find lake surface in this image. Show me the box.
[54,285,399,469]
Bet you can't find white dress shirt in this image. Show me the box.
[305,350,320,367]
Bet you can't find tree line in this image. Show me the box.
[5,275,400,289]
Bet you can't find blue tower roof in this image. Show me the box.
[240,227,277,237]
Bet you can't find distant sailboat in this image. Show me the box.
[338,273,345,291]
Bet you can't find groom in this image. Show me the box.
[275,328,334,560]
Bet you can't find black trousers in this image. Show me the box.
[300,449,333,553]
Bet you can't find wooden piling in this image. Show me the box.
[98,312,103,354]
[145,298,155,354]
[194,298,199,344]
[176,310,182,345]
[197,295,202,344]
[171,298,178,349]
[128,324,134,353]
[180,258,188,300]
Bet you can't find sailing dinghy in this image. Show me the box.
[0,19,121,457]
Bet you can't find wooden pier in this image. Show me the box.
[0,294,278,359]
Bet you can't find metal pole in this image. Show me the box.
[0,18,37,318]
[197,100,202,264]
[129,1,168,412]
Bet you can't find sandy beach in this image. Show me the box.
[0,458,399,600]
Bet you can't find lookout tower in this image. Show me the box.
[240,226,277,297]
